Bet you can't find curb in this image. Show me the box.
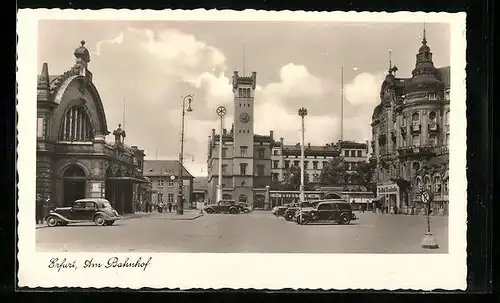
[161,213,204,221]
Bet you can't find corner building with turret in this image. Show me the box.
[207,71,274,209]
[371,31,450,214]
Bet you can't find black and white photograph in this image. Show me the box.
[17,10,467,290]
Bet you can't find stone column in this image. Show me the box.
[264,186,270,210]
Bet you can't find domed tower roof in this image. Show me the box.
[405,27,444,95]
[74,40,91,64]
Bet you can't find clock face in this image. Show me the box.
[239,112,250,123]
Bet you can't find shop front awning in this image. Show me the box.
[106,176,151,183]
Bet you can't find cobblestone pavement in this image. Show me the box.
[36,211,448,253]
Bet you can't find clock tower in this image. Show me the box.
[232,71,257,206]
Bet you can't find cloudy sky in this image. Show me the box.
[37,20,450,176]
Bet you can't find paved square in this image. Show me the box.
[36,211,448,253]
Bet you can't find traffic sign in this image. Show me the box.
[420,190,433,204]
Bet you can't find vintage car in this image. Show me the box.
[45,198,121,227]
[204,200,241,214]
[271,205,288,217]
[295,200,357,225]
[284,201,321,221]
[237,202,252,213]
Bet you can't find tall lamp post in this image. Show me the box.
[177,95,194,215]
[298,107,308,223]
[216,106,227,203]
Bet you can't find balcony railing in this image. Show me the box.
[398,145,437,157]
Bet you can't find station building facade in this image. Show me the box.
[36,41,148,214]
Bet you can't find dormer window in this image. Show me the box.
[428,93,438,100]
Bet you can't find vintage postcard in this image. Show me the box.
[17,9,467,290]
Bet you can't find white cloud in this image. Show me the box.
[344,72,385,106]
[86,27,379,176]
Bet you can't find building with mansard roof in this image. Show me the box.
[370,30,450,214]
[36,40,149,214]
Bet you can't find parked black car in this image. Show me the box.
[45,198,121,227]
[271,205,288,217]
[284,201,321,221]
[296,200,357,225]
[204,200,241,214]
[237,202,252,213]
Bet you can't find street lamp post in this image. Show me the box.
[298,107,308,224]
[216,106,227,203]
[177,95,194,215]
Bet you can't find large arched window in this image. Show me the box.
[59,106,94,141]
[434,174,442,193]
[412,112,420,122]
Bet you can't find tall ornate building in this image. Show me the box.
[207,71,273,209]
[371,30,450,212]
[36,41,148,214]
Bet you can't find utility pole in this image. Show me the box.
[216,106,227,203]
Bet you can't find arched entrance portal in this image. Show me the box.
[63,165,86,206]
[104,166,134,214]
[254,194,265,209]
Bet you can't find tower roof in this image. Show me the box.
[37,62,51,102]
[74,40,91,63]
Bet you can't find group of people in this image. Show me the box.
[135,200,177,213]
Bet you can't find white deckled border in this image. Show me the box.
[17,9,467,290]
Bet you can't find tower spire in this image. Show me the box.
[389,49,392,72]
[37,62,51,102]
[422,22,427,45]
[243,43,246,75]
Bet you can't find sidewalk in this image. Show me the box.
[358,211,448,218]
[148,209,204,220]
[35,210,203,229]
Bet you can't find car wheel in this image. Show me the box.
[285,214,291,221]
[94,215,106,226]
[339,214,350,225]
[46,216,58,227]
[205,209,212,214]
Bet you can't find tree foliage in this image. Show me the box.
[353,159,377,194]
[282,165,309,190]
[319,156,347,186]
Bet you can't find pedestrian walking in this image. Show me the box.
[36,194,44,224]
[167,202,172,213]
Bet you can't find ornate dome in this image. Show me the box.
[74,40,91,63]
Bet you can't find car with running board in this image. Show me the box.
[45,198,121,227]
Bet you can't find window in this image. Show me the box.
[271,173,278,182]
[284,160,290,169]
[429,111,437,121]
[412,112,420,122]
[416,176,422,190]
[222,148,227,158]
[168,194,174,202]
[412,135,420,146]
[304,161,308,169]
[73,202,85,209]
[293,160,299,167]
[59,106,94,141]
[37,117,47,139]
[240,146,248,157]
[434,175,441,193]
[158,180,164,187]
[322,161,328,168]
[222,164,228,174]
[240,163,248,175]
[344,150,349,157]
[350,150,356,157]
[429,134,437,146]
[428,93,437,100]
[256,164,265,176]
[168,179,174,187]
[412,162,421,172]
[445,134,450,146]
[257,148,265,159]
[85,202,96,209]
[273,149,279,156]
[445,110,450,127]
[238,88,242,97]
[424,176,432,191]
[273,160,279,169]
[357,150,362,157]
[312,161,318,169]
[318,203,333,210]
[445,91,450,100]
